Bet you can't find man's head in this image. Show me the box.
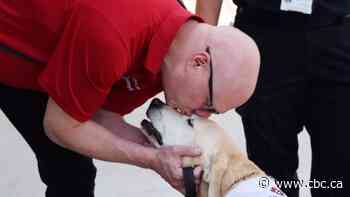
[161,21,260,117]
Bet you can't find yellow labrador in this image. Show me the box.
[141,98,287,197]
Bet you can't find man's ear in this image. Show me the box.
[190,52,210,69]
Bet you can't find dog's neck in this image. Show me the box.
[221,156,265,196]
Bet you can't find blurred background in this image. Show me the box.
[0,0,311,196]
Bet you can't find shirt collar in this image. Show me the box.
[144,7,203,75]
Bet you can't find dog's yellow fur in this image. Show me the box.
[182,118,265,197]
[144,104,266,197]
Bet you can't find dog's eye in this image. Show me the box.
[187,118,194,127]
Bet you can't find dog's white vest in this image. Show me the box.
[226,177,287,197]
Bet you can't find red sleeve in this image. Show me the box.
[39,5,129,122]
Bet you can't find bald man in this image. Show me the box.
[162,22,260,117]
[0,0,259,196]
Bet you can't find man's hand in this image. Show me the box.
[150,145,202,194]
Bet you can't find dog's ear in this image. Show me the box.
[207,153,229,197]
[220,155,265,195]
[139,128,161,148]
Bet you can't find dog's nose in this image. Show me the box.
[150,98,164,109]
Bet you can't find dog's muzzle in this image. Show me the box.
[142,98,197,197]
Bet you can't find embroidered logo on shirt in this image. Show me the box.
[122,76,141,91]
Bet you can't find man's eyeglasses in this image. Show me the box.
[197,47,220,114]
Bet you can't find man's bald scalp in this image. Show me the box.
[207,26,260,111]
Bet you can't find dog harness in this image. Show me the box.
[226,176,287,197]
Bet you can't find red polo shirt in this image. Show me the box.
[0,0,202,121]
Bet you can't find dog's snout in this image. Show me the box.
[150,98,164,109]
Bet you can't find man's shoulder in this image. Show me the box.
[74,0,182,18]
[71,0,189,42]
[71,0,181,32]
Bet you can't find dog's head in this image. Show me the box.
[141,98,215,147]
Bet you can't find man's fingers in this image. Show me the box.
[194,166,202,185]
[171,167,183,180]
[156,145,202,194]
[172,145,201,156]
[194,166,202,178]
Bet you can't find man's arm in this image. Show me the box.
[92,109,151,146]
[43,98,201,192]
[196,0,223,25]
[43,98,155,168]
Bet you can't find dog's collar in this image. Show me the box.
[183,167,197,197]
